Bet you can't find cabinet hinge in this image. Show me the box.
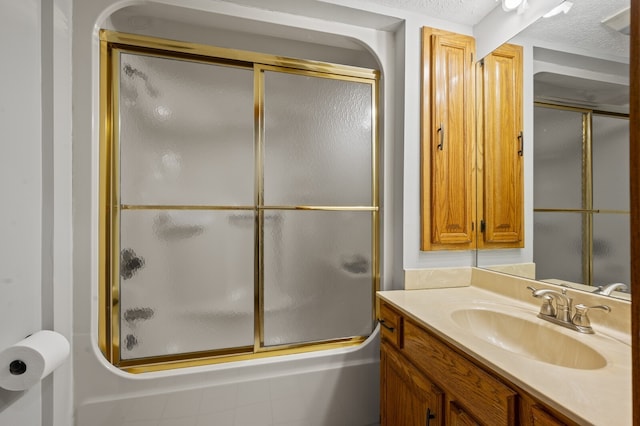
[480,220,486,233]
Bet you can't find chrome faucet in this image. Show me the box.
[528,287,573,322]
[592,282,628,295]
[527,286,610,334]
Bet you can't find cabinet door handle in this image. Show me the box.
[379,320,395,332]
[426,408,436,425]
[437,123,445,150]
[517,131,524,156]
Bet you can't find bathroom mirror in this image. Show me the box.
[475,0,632,299]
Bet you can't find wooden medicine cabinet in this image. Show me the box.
[420,27,524,251]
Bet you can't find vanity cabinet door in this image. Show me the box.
[528,405,567,426]
[477,43,524,249]
[381,343,444,426]
[403,319,517,425]
[421,27,476,251]
[448,401,481,426]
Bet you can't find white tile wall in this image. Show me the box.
[77,362,380,426]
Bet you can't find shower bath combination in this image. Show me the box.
[100,31,380,369]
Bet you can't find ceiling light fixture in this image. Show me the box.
[502,0,523,12]
[601,7,631,35]
[542,1,573,18]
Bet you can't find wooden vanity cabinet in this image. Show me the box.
[477,43,524,249]
[521,399,572,426]
[420,27,476,251]
[379,301,579,426]
[448,402,481,426]
[381,344,444,426]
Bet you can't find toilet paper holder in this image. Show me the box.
[7,333,31,376]
[0,330,70,391]
[9,360,27,375]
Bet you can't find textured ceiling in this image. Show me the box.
[519,0,629,60]
[163,0,630,61]
[359,0,630,60]
[354,0,497,25]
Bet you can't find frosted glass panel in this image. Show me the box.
[119,209,254,359]
[593,115,629,210]
[534,212,583,283]
[263,71,373,206]
[119,53,254,206]
[593,214,630,288]
[263,210,373,346]
[533,107,583,209]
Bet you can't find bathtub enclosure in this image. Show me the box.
[99,30,379,371]
[69,2,391,425]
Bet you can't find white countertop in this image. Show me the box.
[378,286,632,426]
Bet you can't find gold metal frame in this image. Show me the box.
[582,110,594,287]
[533,102,630,286]
[99,30,380,372]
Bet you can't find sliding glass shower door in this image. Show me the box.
[592,114,630,287]
[260,68,375,347]
[117,54,257,360]
[99,31,379,371]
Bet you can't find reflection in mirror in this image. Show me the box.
[475,0,631,299]
[533,105,630,294]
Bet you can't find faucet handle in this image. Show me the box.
[571,304,611,333]
[527,286,556,316]
[574,304,611,315]
[539,295,555,316]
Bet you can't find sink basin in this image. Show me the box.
[451,307,607,370]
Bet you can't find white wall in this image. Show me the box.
[0,3,43,424]
[49,1,74,424]
[0,0,73,425]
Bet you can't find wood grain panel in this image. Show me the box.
[381,343,444,426]
[421,27,476,250]
[478,43,524,249]
[449,401,482,426]
[529,405,566,426]
[518,392,580,426]
[403,319,517,426]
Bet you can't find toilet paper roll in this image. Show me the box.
[0,330,70,391]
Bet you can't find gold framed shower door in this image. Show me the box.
[99,30,380,373]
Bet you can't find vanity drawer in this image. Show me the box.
[379,302,403,348]
[403,319,517,426]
